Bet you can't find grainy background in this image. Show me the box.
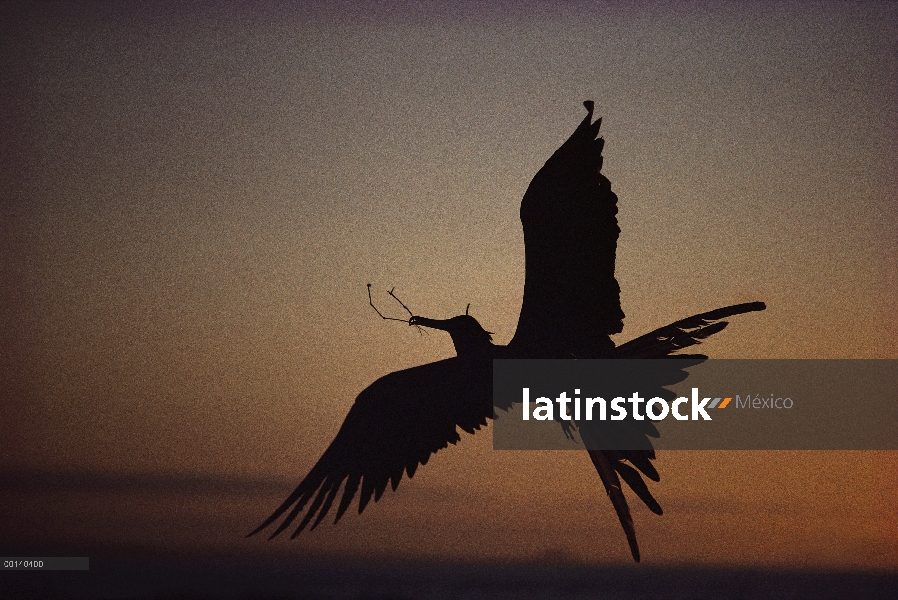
[2,0,896,576]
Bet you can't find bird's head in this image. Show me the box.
[408,305,493,357]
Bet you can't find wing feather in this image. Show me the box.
[615,302,766,358]
[297,483,334,535]
[334,472,361,524]
[612,461,663,516]
[588,449,641,562]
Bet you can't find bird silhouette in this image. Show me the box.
[249,102,766,562]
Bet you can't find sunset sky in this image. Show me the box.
[2,0,897,571]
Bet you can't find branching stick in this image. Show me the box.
[368,284,407,322]
[367,284,426,334]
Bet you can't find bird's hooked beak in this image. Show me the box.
[408,316,449,331]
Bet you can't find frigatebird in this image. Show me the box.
[249,102,766,561]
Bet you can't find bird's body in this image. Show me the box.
[250,102,766,562]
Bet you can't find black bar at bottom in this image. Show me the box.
[2,557,89,570]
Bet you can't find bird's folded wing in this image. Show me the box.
[510,102,624,358]
[249,357,492,539]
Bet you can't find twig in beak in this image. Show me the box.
[388,287,415,318]
[367,284,427,335]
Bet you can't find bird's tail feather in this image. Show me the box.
[588,449,641,562]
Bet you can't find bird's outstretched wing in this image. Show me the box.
[249,357,492,539]
[510,101,623,359]
[506,102,768,562]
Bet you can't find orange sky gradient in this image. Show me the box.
[2,0,897,571]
